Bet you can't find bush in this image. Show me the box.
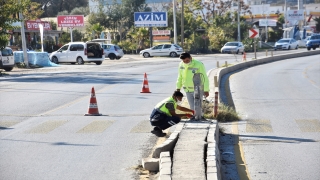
[203,101,240,122]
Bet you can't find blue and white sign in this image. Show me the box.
[134,12,168,27]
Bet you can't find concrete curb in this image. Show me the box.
[159,151,172,180]
[206,122,220,180]
[152,122,185,158]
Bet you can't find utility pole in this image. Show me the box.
[18,0,29,68]
[173,0,177,44]
[181,0,184,48]
[237,1,241,42]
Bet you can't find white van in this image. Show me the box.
[0,47,15,71]
[49,42,104,65]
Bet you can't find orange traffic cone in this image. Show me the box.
[85,87,102,116]
[242,52,247,61]
[140,73,151,93]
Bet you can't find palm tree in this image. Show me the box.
[89,23,105,39]
[128,28,149,52]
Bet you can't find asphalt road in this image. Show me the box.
[0,55,224,180]
[228,55,320,179]
[0,49,314,179]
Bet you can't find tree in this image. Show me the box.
[31,0,88,17]
[314,17,320,32]
[59,29,83,44]
[0,0,42,48]
[70,7,89,16]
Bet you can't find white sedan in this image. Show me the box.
[140,44,183,58]
[274,38,299,50]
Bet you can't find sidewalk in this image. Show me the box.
[155,68,221,180]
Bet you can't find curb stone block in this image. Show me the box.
[160,157,171,163]
[142,158,159,172]
[160,167,171,175]
[160,162,172,170]
[207,172,218,180]
[160,151,170,159]
[159,175,171,180]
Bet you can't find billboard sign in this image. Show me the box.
[287,10,304,21]
[134,12,167,27]
[152,30,170,35]
[26,19,51,30]
[259,19,277,26]
[57,15,84,27]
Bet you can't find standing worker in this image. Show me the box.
[176,52,209,110]
[150,91,194,136]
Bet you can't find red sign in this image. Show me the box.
[57,15,84,27]
[26,19,51,30]
[249,28,259,38]
[152,30,170,36]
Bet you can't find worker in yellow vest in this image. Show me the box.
[150,91,194,136]
[176,52,209,110]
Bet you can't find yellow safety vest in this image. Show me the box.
[176,58,209,92]
[155,96,177,116]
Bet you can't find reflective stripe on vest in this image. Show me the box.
[155,97,177,116]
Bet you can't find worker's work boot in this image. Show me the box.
[151,127,166,137]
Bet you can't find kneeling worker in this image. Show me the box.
[150,91,194,136]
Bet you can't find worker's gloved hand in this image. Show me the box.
[186,114,192,118]
[191,110,195,115]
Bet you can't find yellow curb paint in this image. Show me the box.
[227,74,251,180]
[304,62,320,89]
[232,121,251,180]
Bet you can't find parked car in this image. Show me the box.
[49,42,104,65]
[89,39,124,60]
[0,47,15,71]
[220,42,244,54]
[306,34,320,50]
[274,38,299,50]
[101,44,124,60]
[140,44,183,58]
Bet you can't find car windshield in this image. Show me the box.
[277,39,290,43]
[1,49,13,56]
[310,35,319,40]
[225,43,238,46]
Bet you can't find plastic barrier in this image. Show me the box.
[14,51,58,67]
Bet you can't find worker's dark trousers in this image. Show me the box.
[149,109,181,130]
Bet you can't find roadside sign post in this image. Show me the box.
[249,28,259,60]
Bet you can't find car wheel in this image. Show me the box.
[170,52,177,57]
[4,67,13,71]
[76,57,84,65]
[236,50,239,54]
[95,61,102,65]
[313,47,316,50]
[143,52,150,58]
[51,56,59,64]
[307,47,311,51]
[108,54,116,60]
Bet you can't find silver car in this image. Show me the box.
[140,44,183,58]
[101,44,124,60]
[221,42,244,54]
